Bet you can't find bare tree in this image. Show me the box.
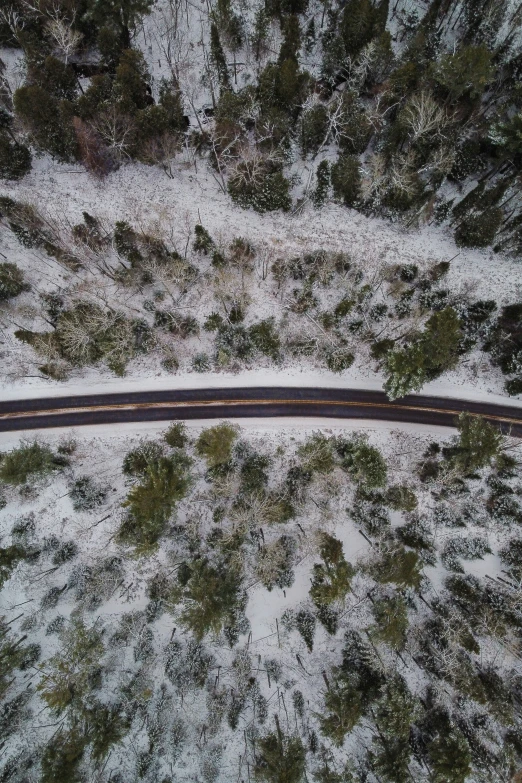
[142,132,181,178]
[45,17,83,64]
[90,107,135,162]
[401,91,453,144]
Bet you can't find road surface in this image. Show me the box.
[0,387,522,434]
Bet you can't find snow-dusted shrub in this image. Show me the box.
[443,535,490,562]
[0,439,66,485]
[298,433,335,474]
[255,535,296,591]
[192,352,211,372]
[228,157,291,213]
[0,261,29,301]
[52,539,79,565]
[337,436,387,488]
[70,476,108,512]
[69,556,124,610]
[350,500,390,536]
[295,608,316,652]
[41,586,64,610]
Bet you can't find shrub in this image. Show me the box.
[325,348,354,372]
[298,433,335,474]
[0,262,29,301]
[70,476,108,511]
[192,352,211,372]
[196,422,239,467]
[0,440,65,485]
[164,422,188,449]
[228,159,291,213]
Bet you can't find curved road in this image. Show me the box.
[0,387,522,435]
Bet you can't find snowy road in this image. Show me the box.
[1,387,522,434]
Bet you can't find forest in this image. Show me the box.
[2,0,522,781]
[1,416,522,782]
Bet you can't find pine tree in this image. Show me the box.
[310,532,354,606]
[0,133,32,179]
[428,728,472,783]
[452,413,502,473]
[312,161,330,207]
[331,154,361,207]
[196,422,239,467]
[295,609,316,651]
[371,595,408,650]
[320,672,362,746]
[255,727,306,783]
[210,23,230,89]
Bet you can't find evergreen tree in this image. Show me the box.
[13,85,77,161]
[428,728,472,783]
[320,672,362,745]
[312,161,330,207]
[310,532,354,606]
[331,154,361,207]
[371,595,408,650]
[210,23,230,89]
[0,134,32,179]
[180,559,245,640]
[86,0,155,48]
[255,727,306,783]
[432,44,493,103]
[295,608,316,651]
[452,413,502,473]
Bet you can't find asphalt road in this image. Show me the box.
[0,387,522,435]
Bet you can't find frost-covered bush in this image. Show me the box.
[0,440,66,485]
[70,476,108,511]
[350,500,390,536]
[228,158,291,213]
[295,608,316,652]
[256,535,297,591]
[52,540,79,565]
[0,262,29,300]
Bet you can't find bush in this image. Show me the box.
[325,348,354,373]
[385,484,417,511]
[369,546,422,590]
[0,262,29,301]
[70,476,108,512]
[196,422,239,467]
[0,440,65,485]
[164,422,188,449]
[372,595,408,650]
[228,160,291,213]
[310,532,354,606]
